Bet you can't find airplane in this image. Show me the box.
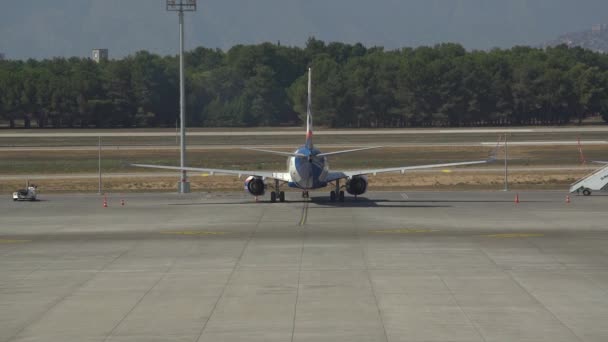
[132,68,496,203]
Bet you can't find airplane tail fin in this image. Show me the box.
[305,67,313,149]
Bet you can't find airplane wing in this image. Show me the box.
[131,164,291,182]
[325,140,500,181]
[317,146,382,157]
[243,147,382,158]
[242,148,306,158]
[592,161,608,165]
[325,159,492,182]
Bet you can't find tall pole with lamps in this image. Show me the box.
[166,0,196,193]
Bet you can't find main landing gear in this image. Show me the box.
[301,191,310,199]
[330,179,345,202]
[270,179,285,203]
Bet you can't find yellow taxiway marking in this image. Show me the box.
[370,228,435,234]
[160,231,229,236]
[0,239,31,244]
[441,169,452,173]
[481,233,544,238]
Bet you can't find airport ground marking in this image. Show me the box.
[160,231,230,236]
[298,201,309,226]
[481,233,544,238]
[370,228,435,234]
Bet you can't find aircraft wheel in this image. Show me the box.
[339,191,345,202]
[583,189,592,196]
[279,191,285,202]
[330,191,336,202]
[271,192,277,203]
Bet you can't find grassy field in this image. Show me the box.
[1,128,605,192]
[0,170,587,194]
[1,130,608,147]
[0,145,604,175]
[0,145,601,193]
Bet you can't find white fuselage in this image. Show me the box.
[287,147,329,189]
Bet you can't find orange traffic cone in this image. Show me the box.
[566,195,571,204]
[514,193,520,204]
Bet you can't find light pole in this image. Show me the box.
[98,136,102,195]
[166,0,196,193]
[503,134,509,191]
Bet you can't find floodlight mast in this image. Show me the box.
[166,0,196,193]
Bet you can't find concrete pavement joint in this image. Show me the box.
[2,191,608,341]
[476,240,583,341]
[290,220,305,342]
[102,259,176,341]
[358,218,389,342]
[507,271,586,342]
[5,240,136,342]
[194,201,266,342]
[438,275,488,342]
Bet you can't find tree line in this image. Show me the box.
[1,38,607,128]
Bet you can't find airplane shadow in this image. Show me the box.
[168,198,451,208]
[169,201,260,206]
[306,197,452,208]
[166,195,558,207]
[403,199,553,203]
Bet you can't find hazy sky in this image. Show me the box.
[1,0,607,59]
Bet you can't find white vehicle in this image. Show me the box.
[570,162,608,196]
[133,68,496,202]
[13,185,38,201]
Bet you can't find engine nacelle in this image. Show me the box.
[244,176,265,196]
[346,176,368,195]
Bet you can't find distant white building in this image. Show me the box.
[592,24,608,34]
[91,49,109,63]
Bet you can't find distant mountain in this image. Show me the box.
[544,24,608,53]
[2,0,608,59]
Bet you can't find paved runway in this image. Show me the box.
[1,191,608,342]
[2,126,608,138]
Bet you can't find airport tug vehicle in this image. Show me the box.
[13,185,38,201]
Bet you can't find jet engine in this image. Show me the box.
[346,176,368,195]
[244,176,265,196]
